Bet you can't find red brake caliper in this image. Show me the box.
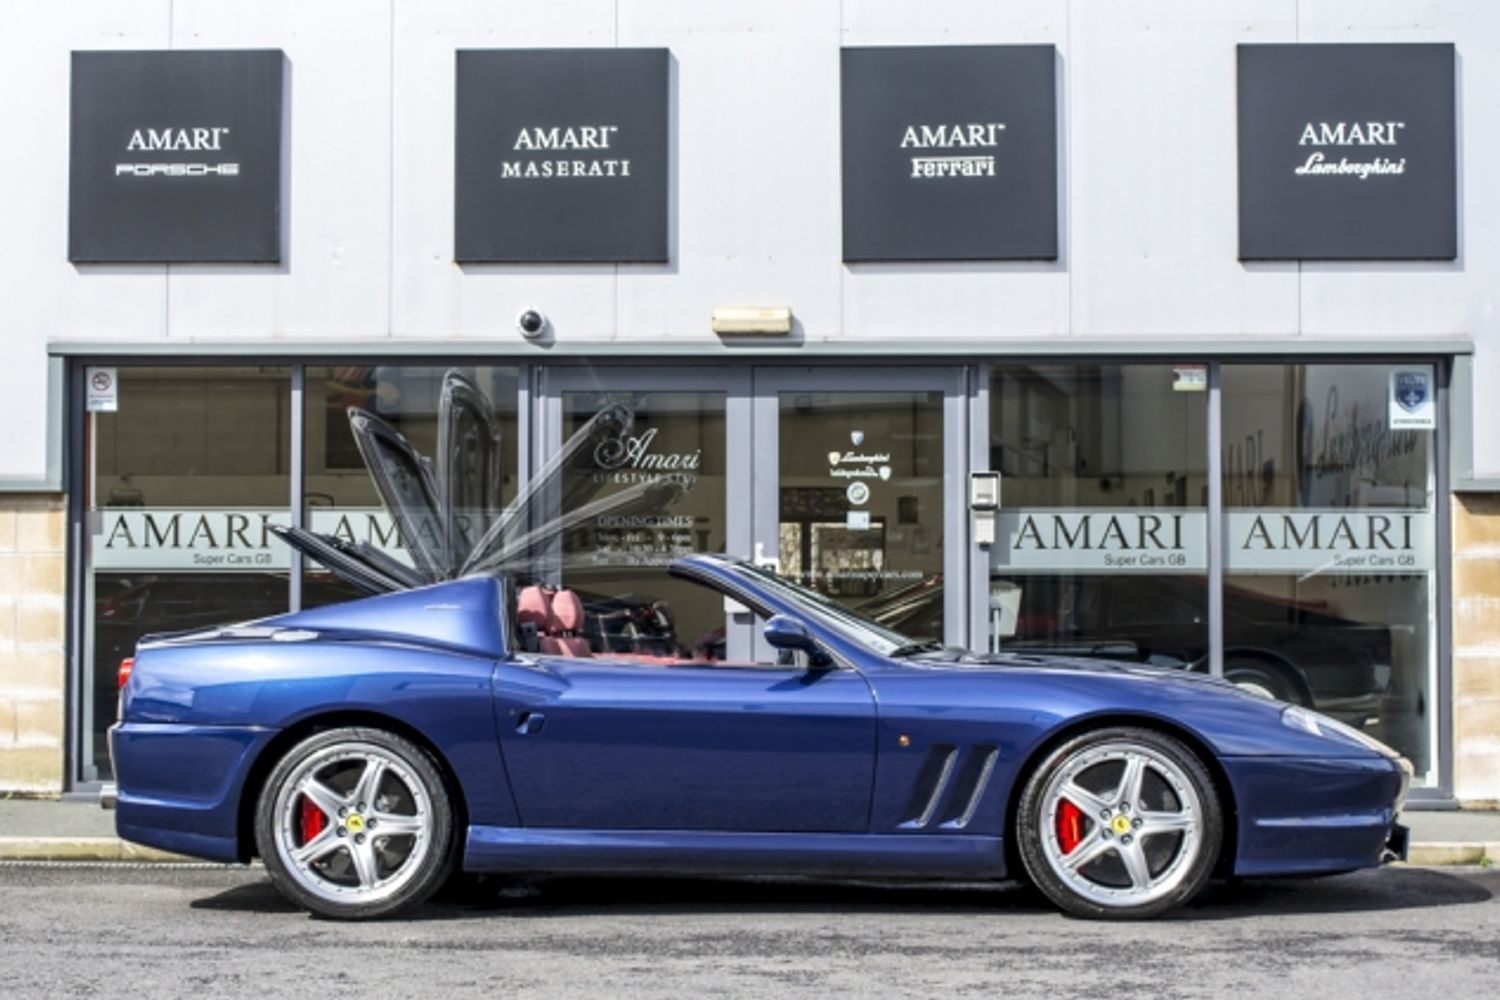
[299,794,327,845]
[1056,799,1085,854]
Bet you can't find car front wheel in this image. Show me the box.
[1016,726,1222,919]
[255,726,455,919]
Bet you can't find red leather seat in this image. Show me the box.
[516,586,553,652]
[540,589,592,658]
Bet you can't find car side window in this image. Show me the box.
[513,577,796,669]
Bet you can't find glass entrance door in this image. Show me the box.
[752,368,968,648]
[537,367,755,661]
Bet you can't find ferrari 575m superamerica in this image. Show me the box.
[107,372,1410,920]
[110,553,1410,921]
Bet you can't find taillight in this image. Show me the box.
[117,657,135,690]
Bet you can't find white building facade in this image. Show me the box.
[1,0,1497,806]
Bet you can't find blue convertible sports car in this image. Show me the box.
[111,554,1410,921]
[107,372,1411,920]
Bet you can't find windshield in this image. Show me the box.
[730,560,919,655]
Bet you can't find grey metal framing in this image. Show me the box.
[56,353,1460,805]
[1207,363,1225,680]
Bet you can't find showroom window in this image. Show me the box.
[987,365,1209,667]
[1222,364,1438,783]
[85,366,293,780]
[300,366,520,607]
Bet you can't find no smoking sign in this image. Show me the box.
[86,367,118,412]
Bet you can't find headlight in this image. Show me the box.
[1281,705,1400,758]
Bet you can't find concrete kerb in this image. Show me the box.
[0,837,198,863]
[1406,842,1500,867]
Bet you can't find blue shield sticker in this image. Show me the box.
[1395,371,1430,413]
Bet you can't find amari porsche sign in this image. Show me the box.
[69,50,287,263]
[454,48,670,263]
[840,45,1058,262]
[1236,43,1457,260]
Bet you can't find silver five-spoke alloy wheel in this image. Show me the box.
[1039,742,1201,907]
[256,727,454,919]
[1017,727,1222,919]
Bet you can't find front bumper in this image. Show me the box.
[1224,753,1408,877]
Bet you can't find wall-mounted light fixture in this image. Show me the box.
[711,306,793,336]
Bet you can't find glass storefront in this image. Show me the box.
[300,366,519,606]
[73,358,1448,791]
[987,364,1210,668]
[778,390,946,641]
[554,389,729,659]
[1222,364,1437,782]
[87,366,293,779]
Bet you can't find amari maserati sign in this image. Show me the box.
[841,45,1058,262]
[1237,43,1457,260]
[69,50,287,263]
[454,48,670,263]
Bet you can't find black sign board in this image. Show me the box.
[69,50,286,263]
[454,49,670,263]
[841,45,1058,262]
[1237,43,1457,260]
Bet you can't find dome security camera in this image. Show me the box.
[517,309,548,338]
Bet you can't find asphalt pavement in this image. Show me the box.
[0,863,1496,998]
[5,796,1500,864]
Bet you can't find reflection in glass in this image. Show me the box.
[88,366,293,780]
[1223,365,1436,782]
[988,365,1209,673]
[554,391,727,659]
[300,366,520,606]
[779,391,944,640]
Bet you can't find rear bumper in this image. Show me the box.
[109,721,277,863]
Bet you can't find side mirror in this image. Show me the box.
[763,615,832,668]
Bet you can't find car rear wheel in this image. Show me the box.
[255,727,455,920]
[1017,726,1222,919]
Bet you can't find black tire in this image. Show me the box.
[1016,726,1223,920]
[1225,658,1303,705]
[254,726,456,920]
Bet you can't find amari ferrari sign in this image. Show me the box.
[454,48,670,263]
[840,45,1058,262]
[69,50,287,263]
[1236,43,1457,260]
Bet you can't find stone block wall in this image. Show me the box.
[1453,493,1500,806]
[0,495,66,794]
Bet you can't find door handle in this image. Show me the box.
[516,711,546,735]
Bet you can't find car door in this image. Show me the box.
[492,653,877,833]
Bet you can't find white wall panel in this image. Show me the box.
[1070,0,1301,338]
[0,2,169,478]
[163,1,392,341]
[614,0,842,341]
[2,0,1497,474]
[390,0,620,342]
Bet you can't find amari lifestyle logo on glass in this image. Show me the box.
[115,125,239,178]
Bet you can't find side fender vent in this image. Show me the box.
[899,745,958,829]
[937,746,1000,830]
